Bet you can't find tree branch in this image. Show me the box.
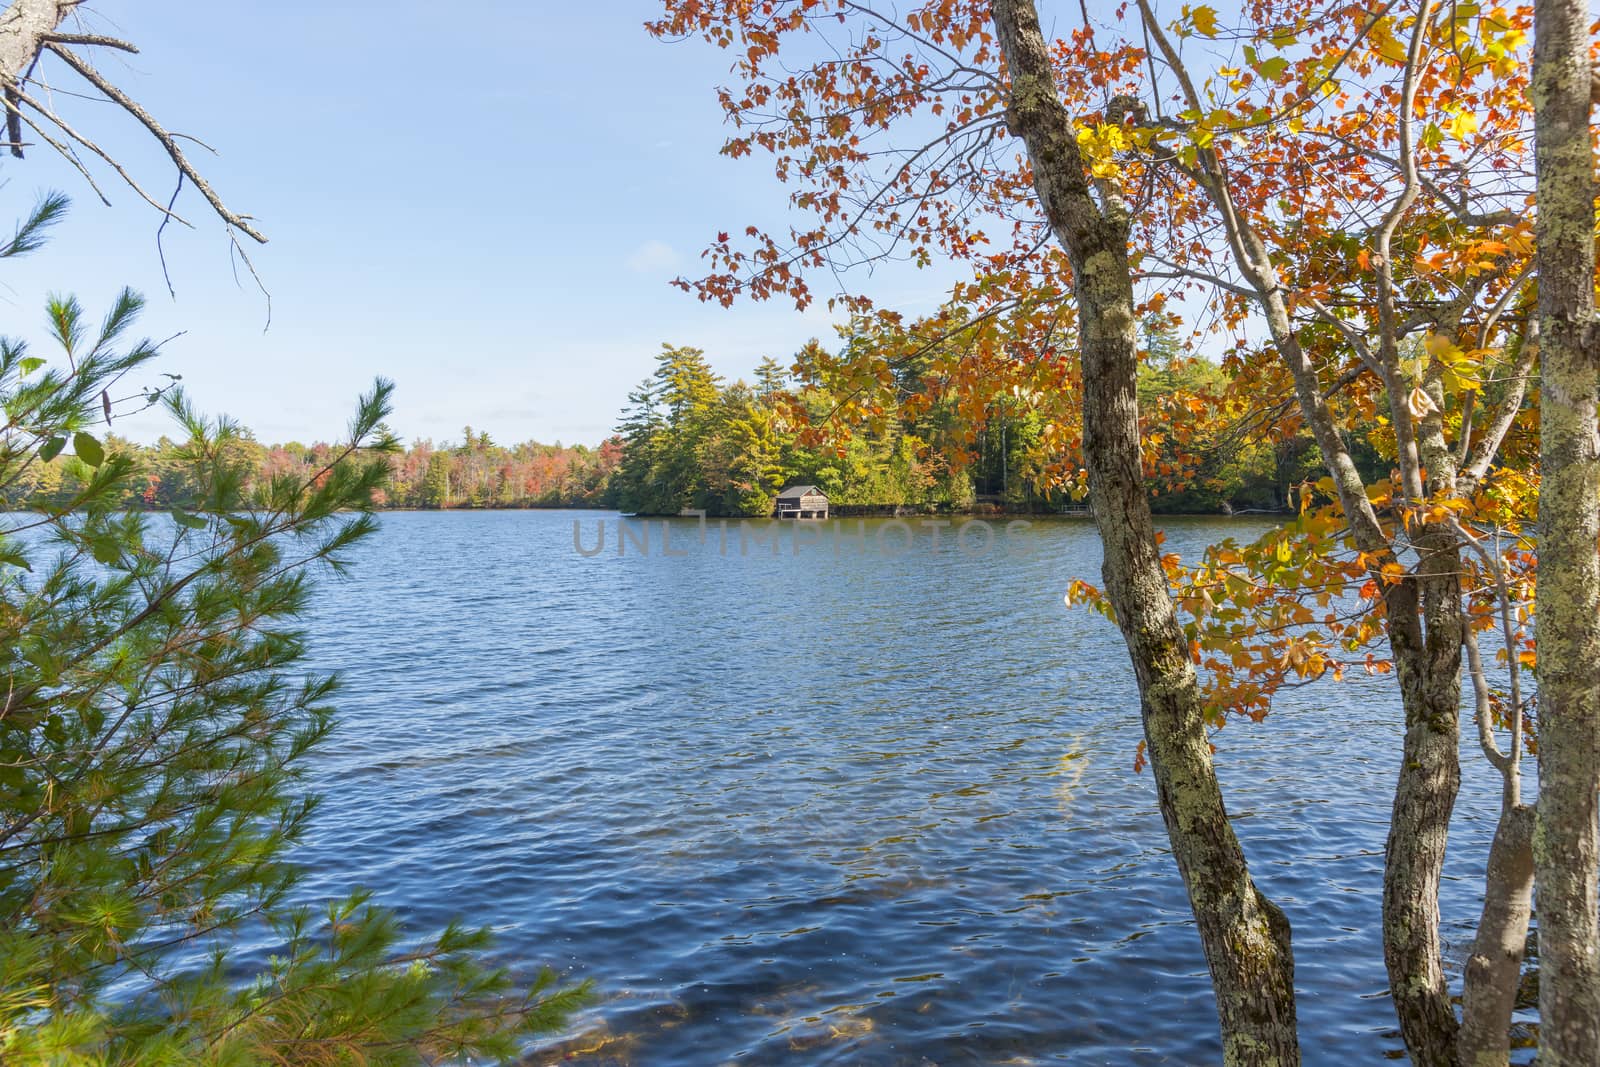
[42,42,266,243]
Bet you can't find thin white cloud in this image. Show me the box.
[626,240,680,274]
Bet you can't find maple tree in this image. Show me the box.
[650,0,1591,1063]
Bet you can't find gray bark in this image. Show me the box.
[1455,621,1534,1067]
[0,1,76,82]
[1458,804,1535,1067]
[1531,0,1600,1062]
[1153,64,1462,1067]
[1382,527,1463,1067]
[1125,14,1468,1054]
[991,2,1299,1062]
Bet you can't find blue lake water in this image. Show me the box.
[289,510,1518,1064]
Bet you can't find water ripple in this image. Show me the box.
[273,512,1517,1065]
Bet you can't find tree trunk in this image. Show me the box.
[1201,170,1464,1067]
[0,1,76,81]
[1531,1,1600,1062]
[1458,804,1535,1067]
[991,2,1299,1062]
[1382,526,1464,1067]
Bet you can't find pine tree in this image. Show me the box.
[423,451,453,508]
[754,356,788,401]
[653,344,721,430]
[703,386,786,515]
[610,345,725,515]
[608,378,665,514]
[0,197,586,1063]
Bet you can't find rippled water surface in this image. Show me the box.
[289,511,1514,1065]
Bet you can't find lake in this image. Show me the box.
[289,510,1519,1065]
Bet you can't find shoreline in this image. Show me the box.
[363,504,1294,520]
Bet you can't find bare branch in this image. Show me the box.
[43,42,266,243]
[156,171,182,299]
[1462,319,1539,484]
[227,227,271,331]
[1464,627,1510,774]
[40,31,135,52]
[1449,517,1525,806]
[3,85,18,157]
[6,99,107,203]
[4,79,192,224]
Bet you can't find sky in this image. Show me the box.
[3,1,956,447]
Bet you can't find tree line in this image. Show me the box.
[3,427,622,511]
[607,324,1371,518]
[8,321,1374,519]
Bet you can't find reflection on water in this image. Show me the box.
[283,512,1516,1065]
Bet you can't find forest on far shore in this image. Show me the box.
[5,323,1388,517]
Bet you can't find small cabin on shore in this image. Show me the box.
[775,485,829,520]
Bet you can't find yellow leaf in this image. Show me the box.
[1446,111,1480,140]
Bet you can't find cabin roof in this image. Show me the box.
[776,484,826,500]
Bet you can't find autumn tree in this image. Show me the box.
[1102,5,1541,1061]
[651,0,1301,1059]
[649,0,1575,1063]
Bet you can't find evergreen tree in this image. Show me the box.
[654,344,721,430]
[608,378,666,514]
[0,199,586,1062]
[423,451,453,508]
[754,356,788,401]
[703,385,786,516]
[610,345,724,515]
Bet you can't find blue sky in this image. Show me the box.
[3,1,950,447]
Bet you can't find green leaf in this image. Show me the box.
[73,432,104,466]
[170,508,208,531]
[19,356,44,375]
[89,539,121,565]
[1259,57,1289,80]
[39,436,66,461]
